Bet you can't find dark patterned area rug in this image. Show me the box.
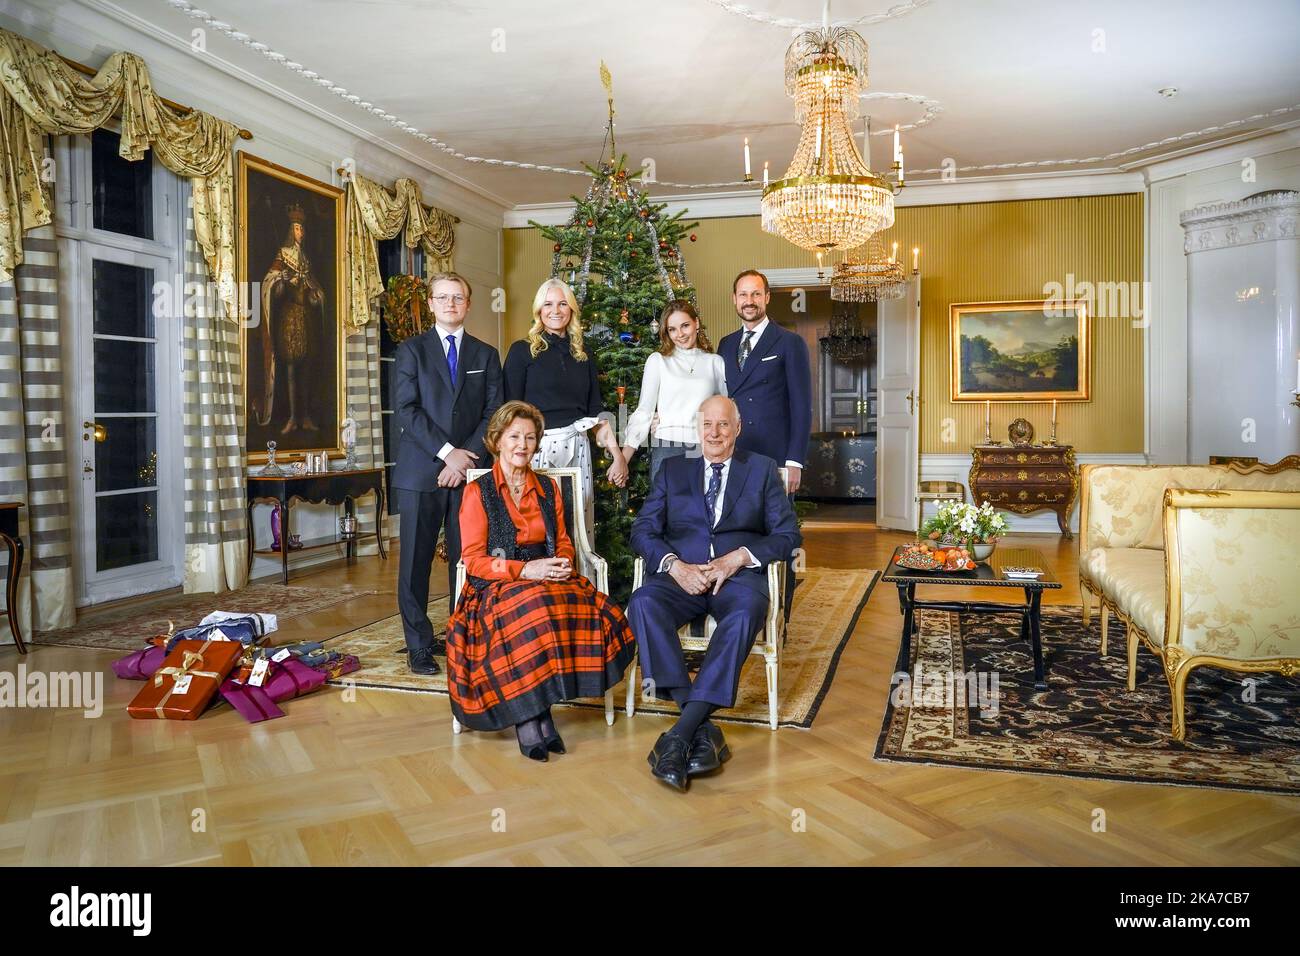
[874,606,1300,794]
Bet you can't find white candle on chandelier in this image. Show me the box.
[763,160,769,187]
[863,118,872,168]
[744,137,751,178]
[891,241,898,263]
[893,125,901,163]
[814,119,823,163]
[912,246,919,271]
[898,149,905,182]
[817,251,824,273]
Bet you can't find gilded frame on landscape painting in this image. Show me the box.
[237,151,347,464]
[949,299,1090,402]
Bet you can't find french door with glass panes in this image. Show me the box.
[55,127,184,604]
[71,244,181,601]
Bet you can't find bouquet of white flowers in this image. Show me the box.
[921,500,1008,544]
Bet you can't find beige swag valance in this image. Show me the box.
[346,173,456,329]
[0,27,239,317]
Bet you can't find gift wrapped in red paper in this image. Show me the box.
[220,658,327,724]
[126,638,243,720]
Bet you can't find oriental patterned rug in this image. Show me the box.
[322,567,878,729]
[33,583,378,652]
[874,607,1300,795]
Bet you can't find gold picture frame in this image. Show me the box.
[949,299,1090,402]
[237,152,346,464]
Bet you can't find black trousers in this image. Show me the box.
[395,486,463,654]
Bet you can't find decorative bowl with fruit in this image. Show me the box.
[895,541,977,572]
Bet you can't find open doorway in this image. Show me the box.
[768,289,877,527]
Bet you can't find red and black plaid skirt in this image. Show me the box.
[445,575,636,731]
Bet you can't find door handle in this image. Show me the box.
[83,421,107,442]
[906,389,915,414]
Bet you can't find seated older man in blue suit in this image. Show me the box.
[628,395,800,791]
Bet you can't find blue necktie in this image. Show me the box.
[446,333,458,385]
[705,462,724,526]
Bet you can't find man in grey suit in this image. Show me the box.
[391,272,502,675]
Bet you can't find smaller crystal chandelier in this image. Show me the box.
[830,235,907,303]
[820,299,872,363]
[761,25,896,252]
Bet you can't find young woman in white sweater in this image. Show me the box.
[621,300,728,481]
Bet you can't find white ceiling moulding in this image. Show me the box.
[75,0,515,220]
[505,170,1146,227]
[1141,124,1300,184]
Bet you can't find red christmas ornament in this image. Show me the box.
[630,250,637,258]
[553,243,561,252]
[586,219,594,227]
[689,234,697,242]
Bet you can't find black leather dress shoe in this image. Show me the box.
[646,732,691,791]
[686,721,730,776]
[408,648,441,676]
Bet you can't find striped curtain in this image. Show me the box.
[0,222,74,642]
[181,190,247,593]
[344,312,386,554]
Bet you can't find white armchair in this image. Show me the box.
[624,468,790,730]
[450,467,616,734]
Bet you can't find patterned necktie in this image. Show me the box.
[704,462,725,526]
[738,329,755,370]
[446,333,458,385]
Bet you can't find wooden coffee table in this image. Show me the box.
[881,545,1062,689]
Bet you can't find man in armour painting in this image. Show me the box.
[257,203,325,434]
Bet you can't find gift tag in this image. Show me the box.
[207,627,233,642]
[248,657,271,687]
[272,648,292,663]
[171,675,193,695]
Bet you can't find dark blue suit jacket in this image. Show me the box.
[717,321,812,466]
[390,329,502,492]
[631,450,801,597]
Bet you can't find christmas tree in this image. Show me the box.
[530,153,699,605]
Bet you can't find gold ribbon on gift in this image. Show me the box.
[151,639,223,718]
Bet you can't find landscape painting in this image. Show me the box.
[949,300,1089,401]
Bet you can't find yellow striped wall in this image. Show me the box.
[503,192,1144,453]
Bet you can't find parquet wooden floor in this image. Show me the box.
[2,524,1297,866]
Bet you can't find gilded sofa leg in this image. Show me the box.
[1100,604,1109,657]
[1081,579,1092,628]
[1163,646,1192,742]
[1126,623,1138,691]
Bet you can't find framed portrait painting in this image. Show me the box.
[238,152,345,462]
[949,299,1090,402]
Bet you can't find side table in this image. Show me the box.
[246,468,386,585]
[1,502,24,654]
[969,443,1078,537]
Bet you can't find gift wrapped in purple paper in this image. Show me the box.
[220,658,327,723]
[111,644,168,681]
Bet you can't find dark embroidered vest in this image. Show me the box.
[469,471,559,591]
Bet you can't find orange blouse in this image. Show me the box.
[458,463,576,581]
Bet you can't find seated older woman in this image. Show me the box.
[446,400,637,761]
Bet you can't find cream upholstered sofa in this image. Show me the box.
[1078,458,1300,739]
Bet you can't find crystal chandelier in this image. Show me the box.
[761,26,896,251]
[830,235,907,302]
[820,299,872,363]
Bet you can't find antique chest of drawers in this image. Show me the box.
[968,444,1078,537]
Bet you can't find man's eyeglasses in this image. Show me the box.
[431,294,467,305]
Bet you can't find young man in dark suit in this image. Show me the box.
[628,396,800,791]
[717,270,813,493]
[391,272,502,675]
